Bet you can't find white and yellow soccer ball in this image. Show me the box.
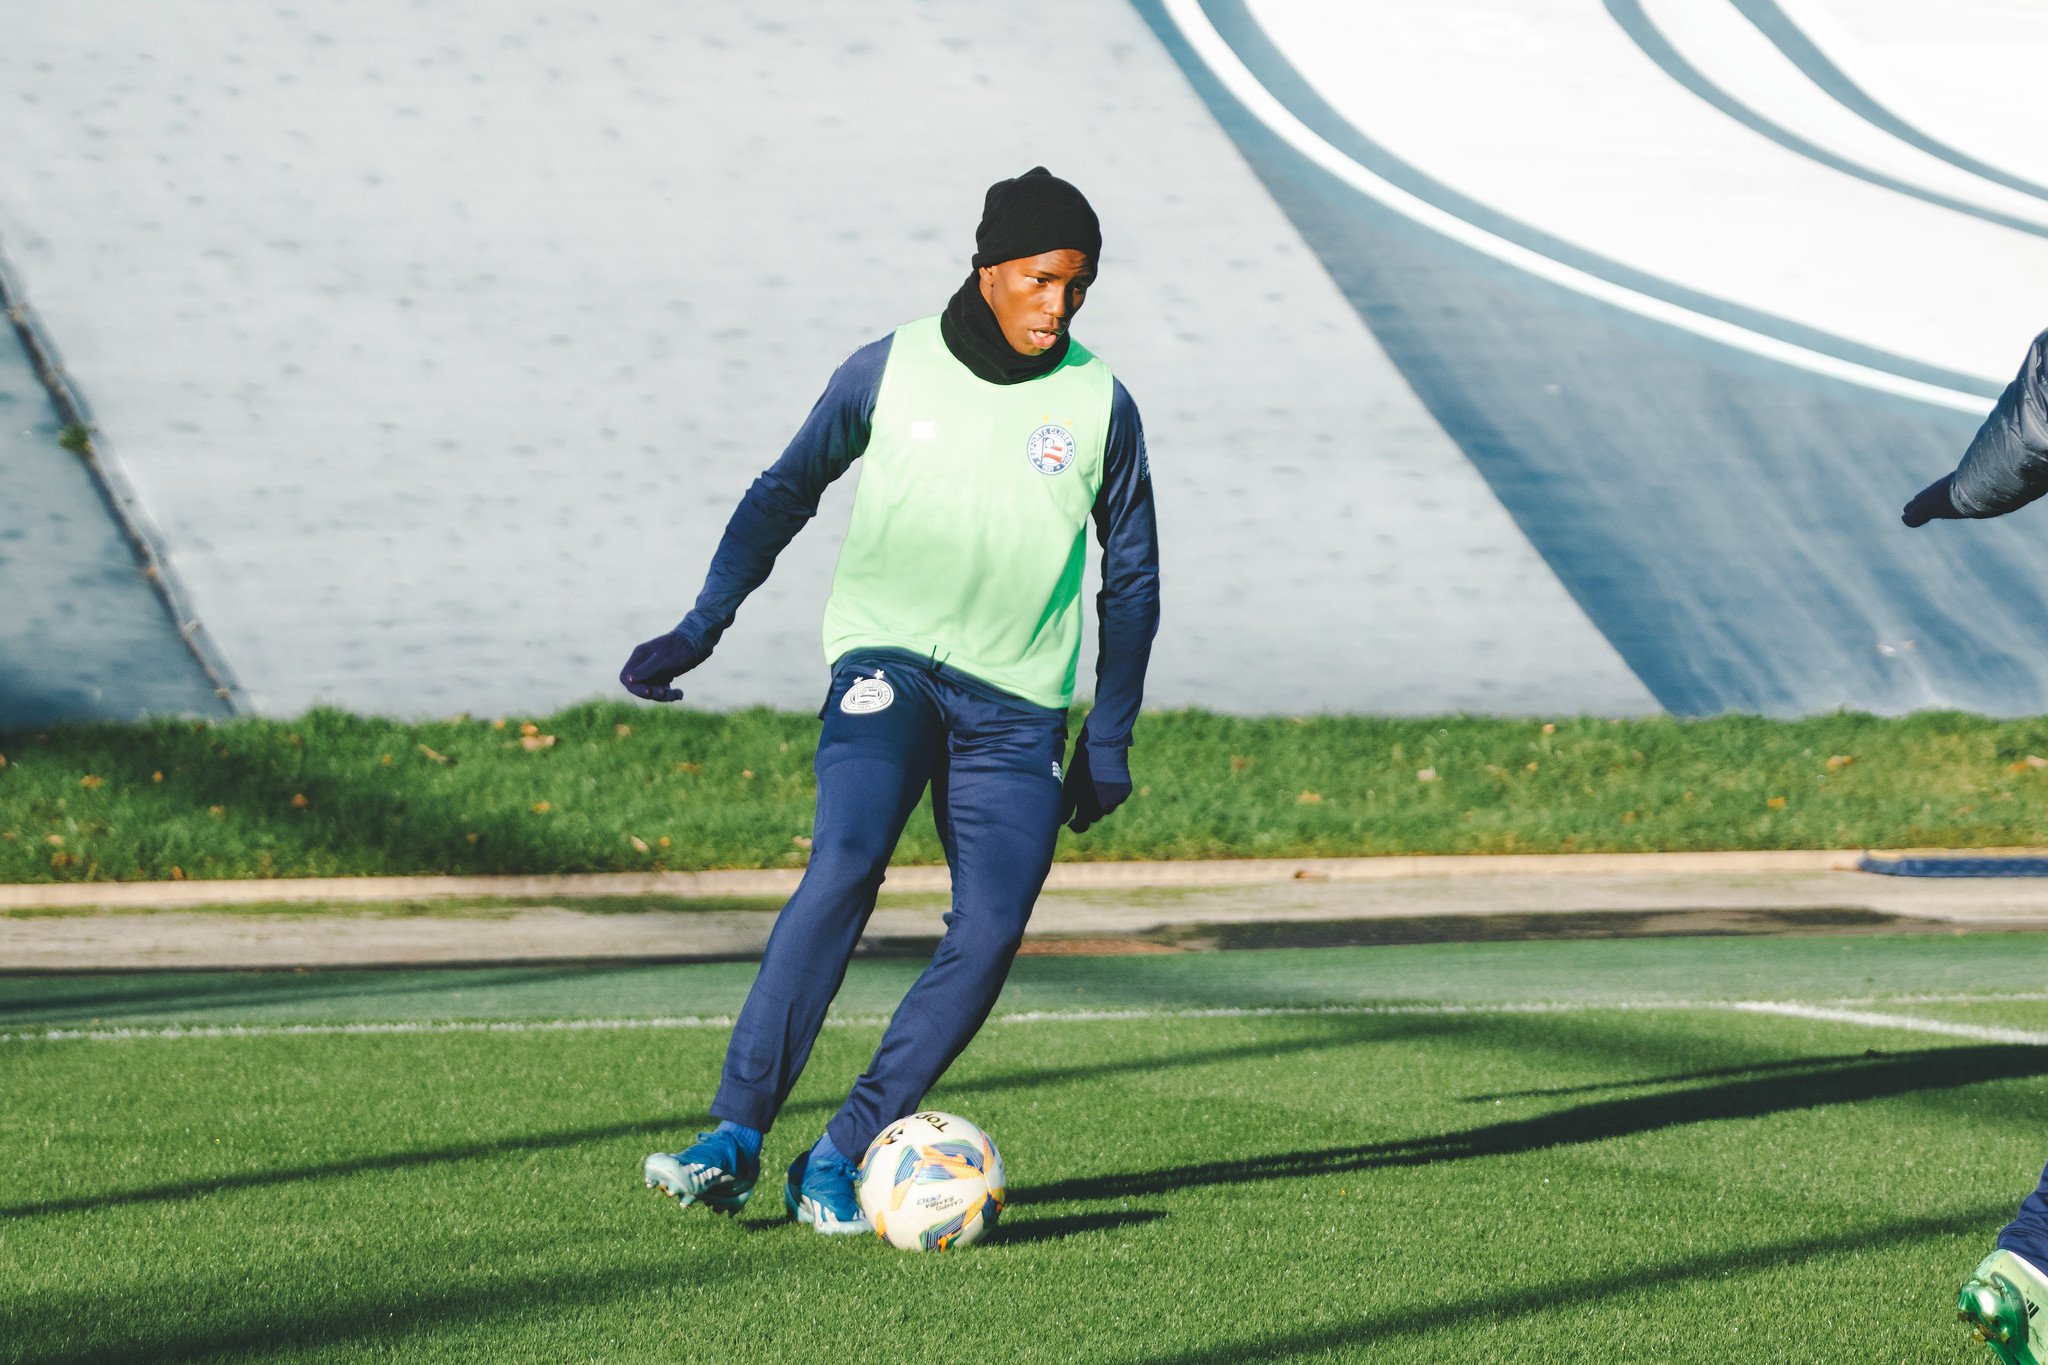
[856,1111,1005,1251]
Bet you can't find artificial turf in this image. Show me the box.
[2,934,2042,1362]
[8,704,2048,883]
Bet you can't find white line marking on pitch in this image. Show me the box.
[1728,1000,2048,1046]
[5,994,2045,1044]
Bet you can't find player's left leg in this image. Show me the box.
[646,659,942,1218]
[792,685,1065,1232]
[1961,1165,2048,1364]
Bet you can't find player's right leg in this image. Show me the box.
[1961,1166,2048,1364]
[644,658,940,1214]
[820,684,1065,1175]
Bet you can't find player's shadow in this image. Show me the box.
[1016,1043,2048,1207]
[1118,1202,2008,1365]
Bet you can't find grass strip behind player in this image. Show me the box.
[4,705,2048,882]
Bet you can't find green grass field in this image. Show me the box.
[4,933,2043,1362]
[7,704,2048,883]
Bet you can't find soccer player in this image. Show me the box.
[1902,326,2048,1364]
[620,168,1160,1233]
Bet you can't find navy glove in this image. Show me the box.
[1060,728,1133,834]
[1902,475,1963,527]
[619,629,709,702]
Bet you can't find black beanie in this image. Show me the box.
[971,167,1101,269]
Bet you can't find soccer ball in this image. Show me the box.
[856,1110,1005,1251]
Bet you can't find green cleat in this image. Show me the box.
[1959,1250,2047,1365]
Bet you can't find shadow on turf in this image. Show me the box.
[1461,1049,1892,1102]
[995,1209,1168,1244]
[0,961,646,1026]
[0,1217,1170,1363]
[2,1263,663,1365]
[0,1114,689,1221]
[5,1017,1443,1222]
[1016,1043,2048,1207]
[943,1014,1464,1104]
[738,1209,1170,1243]
[1119,1203,2010,1365]
[0,713,609,886]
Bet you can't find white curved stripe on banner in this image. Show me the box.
[1245,0,2042,387]
[1165,0,2006,412]
[1769,0,2048,196]
[1237,0,2044,390]
[1645,0,2048,231]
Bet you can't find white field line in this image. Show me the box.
[1160,0,1991,414]
[1729,1000,2048,1045]
[6,994,2047,1045]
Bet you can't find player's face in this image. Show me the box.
[978,250,1095,356]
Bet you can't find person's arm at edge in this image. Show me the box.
[1906,328,2048,525]
[1080,379,1162,781]
[618,336,888,701]
[675,335,891,648]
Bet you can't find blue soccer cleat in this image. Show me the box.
[784,1145,871,1236]
[1959,1249,2048,1365]
[643,1130,758,1216]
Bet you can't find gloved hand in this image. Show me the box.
[619,629,709,702]
[1902,475,1963,527]
[1060,728,1133,834]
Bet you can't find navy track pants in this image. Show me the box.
[709,653,1067,1158]
[2000,1164,2048,1265]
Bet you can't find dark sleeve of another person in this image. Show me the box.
[1949,328,2048,519]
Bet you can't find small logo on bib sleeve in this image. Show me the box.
[1026,424,1076,475]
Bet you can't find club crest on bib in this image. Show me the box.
[841,673,895,715]
[1025,424,1076,476]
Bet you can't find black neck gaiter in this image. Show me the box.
[939,272,1069,385]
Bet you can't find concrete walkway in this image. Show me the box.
[6,851,2047,972]
[0,847,1873,910]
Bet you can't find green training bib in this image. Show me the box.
[821,314,1113,708]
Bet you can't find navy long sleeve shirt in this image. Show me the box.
[674,333,1161,767]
